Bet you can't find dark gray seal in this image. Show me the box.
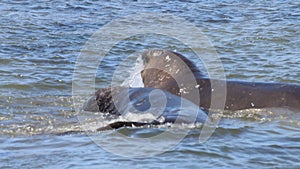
[141,49,300,111]
[83,87,209,129]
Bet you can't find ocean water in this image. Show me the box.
[1,0,300,168]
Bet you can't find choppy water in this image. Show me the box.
[1,0,300,168]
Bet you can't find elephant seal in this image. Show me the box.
[83,87,209,129]
[141,49,300,111]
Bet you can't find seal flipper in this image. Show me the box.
[96,121,161,131]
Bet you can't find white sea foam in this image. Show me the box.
[121,56,145,87]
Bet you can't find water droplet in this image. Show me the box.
[165,55,171,62]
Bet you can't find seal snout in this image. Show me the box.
[83,95,99,112]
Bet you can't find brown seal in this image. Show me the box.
[141,49,300,111]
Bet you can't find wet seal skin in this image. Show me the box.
[141,49,300,111]
[83,87,209,130]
